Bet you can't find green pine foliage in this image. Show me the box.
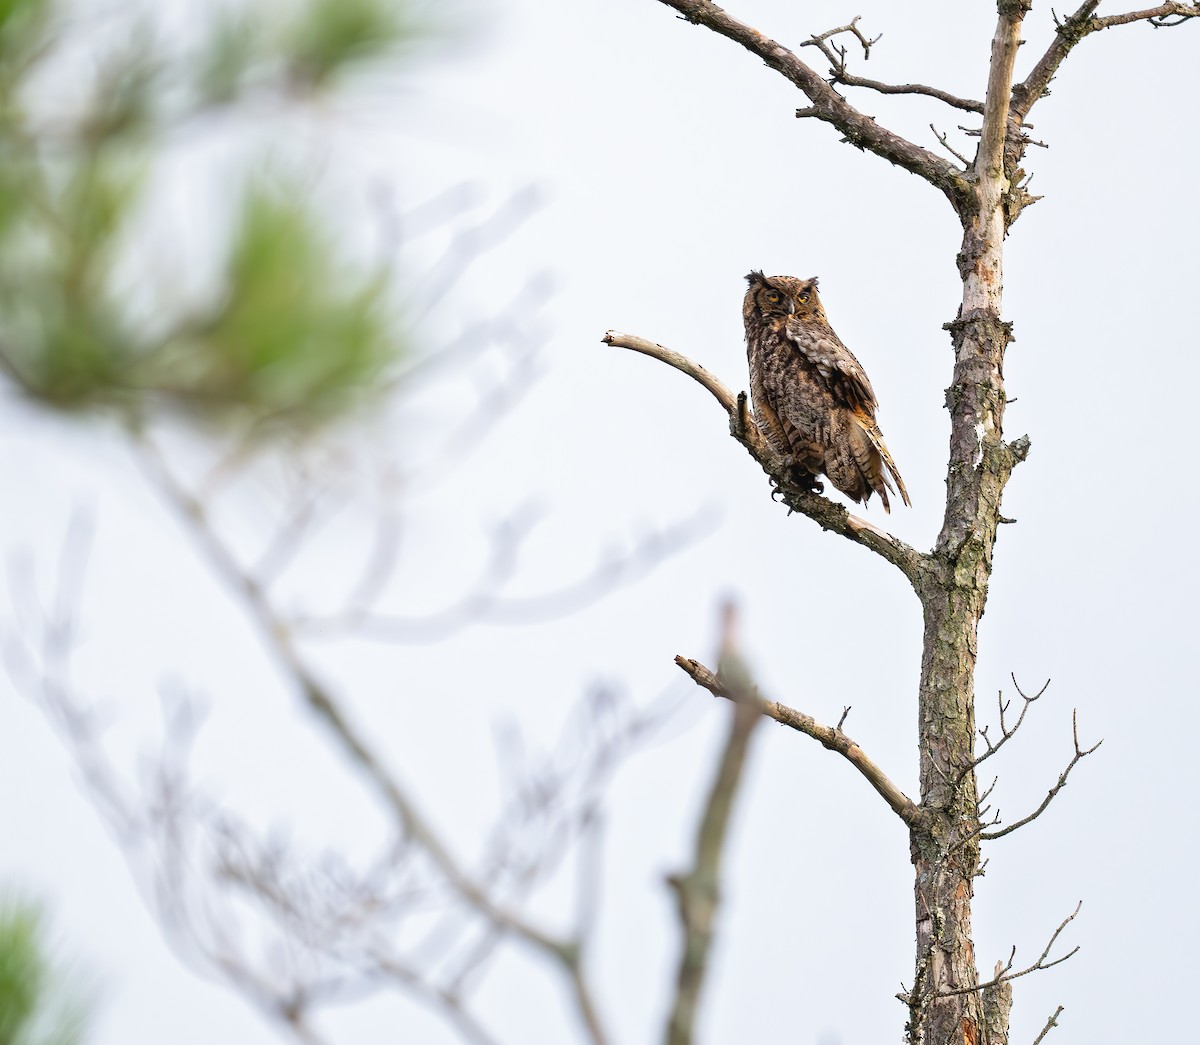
[286,0,416,88]
[157,182,394,425]
[0,0,419,434]
[0,897,91,1045]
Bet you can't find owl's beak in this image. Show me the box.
[784,298,796,315]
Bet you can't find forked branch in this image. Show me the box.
[801,18,984,115]
[602,331,925,585]
[675,655,920,828]
[955,674,1051,787]
[803,17,881,59]
[134,434,611,1045]
[938,902,1082,998]
[982,710,1101,841]
[1012,2,1200,120]
[650,0,972,210]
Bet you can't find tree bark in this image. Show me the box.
[905,6,1030,1042]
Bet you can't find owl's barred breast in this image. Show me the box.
[743,271,910,512]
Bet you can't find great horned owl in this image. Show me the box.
[743,270,910,512]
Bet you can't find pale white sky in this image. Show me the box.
[3,2,1198,1043]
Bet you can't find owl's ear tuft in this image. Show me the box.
[807,276,820,288]
[745,270,767,286]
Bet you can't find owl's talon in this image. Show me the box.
[791,471,824,496]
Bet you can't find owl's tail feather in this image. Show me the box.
[852,410,911,513]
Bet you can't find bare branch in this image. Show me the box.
[295,507,712,641]
[133,433,611,1043]
[666,603,762,1045]
[251,484,327,588]
[650,1,972,210]
[674,655,920,828]
[800,19,984,115]
[603,330,740,414]
[1012,3,1199,121]
[368,955,505,1045]
[335,472,403,615]
[977,774,998,805]
[982,710,1101,841]
[841,76,984,113]
[602,332,926,586]
[939,902,1082,997]
[1031,1005,1066,1044]
[801,17,881,59]
[930,124,972,168]
[954,674,1051,787]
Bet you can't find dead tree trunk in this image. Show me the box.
[605,2,1196,1042]
[907,11,1027,1039]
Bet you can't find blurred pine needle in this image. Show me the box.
[0,0,425,437]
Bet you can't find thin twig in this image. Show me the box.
[1012,3,1199,122]
[371,955,506,1045]
[650,0,972,210]
[930,124,972,167]
[938,902,1082,998]
[954,674,1051,787]
[802,17,881,58]
[294,507,712,641]
[134,433,611,1045]
[982,710,1101,840]
[675,655,920,828]
[801,18,984,114]
[1031,1005,1066,1044]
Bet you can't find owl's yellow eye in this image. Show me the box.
[798,293,810,303]
[765,291,780,303]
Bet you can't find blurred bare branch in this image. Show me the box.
[666,603,763,1045]
[5,503,668,1044]
[409,186,544,322]
[294,507,715,643]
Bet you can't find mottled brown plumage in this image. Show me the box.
[743,270,910,512]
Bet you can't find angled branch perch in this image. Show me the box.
[602,331,926,586]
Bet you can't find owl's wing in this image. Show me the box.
[786,320,878,412]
